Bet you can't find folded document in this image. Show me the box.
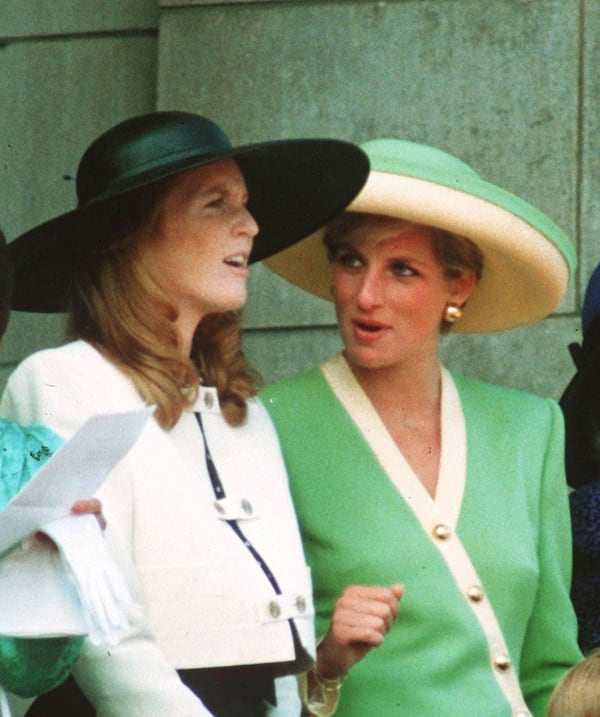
[0,408,152,643]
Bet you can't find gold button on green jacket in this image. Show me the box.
[262,358,582,717]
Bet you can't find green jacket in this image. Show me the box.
[262,359,581,717]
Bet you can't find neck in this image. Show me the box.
[347,352,442,419]
[345,351,444,498]
[176,310,204,358]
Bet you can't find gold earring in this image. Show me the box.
[443,304,462,323]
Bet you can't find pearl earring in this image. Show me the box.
[443,304,462,323]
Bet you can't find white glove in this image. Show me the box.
[41,514,132,646]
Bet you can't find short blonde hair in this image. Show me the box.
[323,212,483,280]
[547,650,600,717]
[323,212,483,332]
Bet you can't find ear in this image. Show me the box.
[450,272,477,307]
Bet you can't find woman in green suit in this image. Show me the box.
[262,139,582,717]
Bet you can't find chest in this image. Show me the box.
[279,390,541,636]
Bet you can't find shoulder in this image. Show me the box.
[1,341,140,432]
[6,340,134,402]
[451,371,562,434]
[261,365,326,407]
[452,371,558,411]
[9,340,104,378]
[4,341,112,401]
[260,366,341,447]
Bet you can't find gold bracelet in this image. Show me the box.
[312,666,346,692]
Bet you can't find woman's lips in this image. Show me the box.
[351,318,390,340]
[223,252,250,275]
[224,252,249,267]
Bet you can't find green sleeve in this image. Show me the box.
[520,400,582,716]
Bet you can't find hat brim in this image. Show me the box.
[9,139,368,313]
[265,169,575,333]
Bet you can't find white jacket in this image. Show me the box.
[0,340,314,717]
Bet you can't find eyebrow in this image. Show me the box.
[340,242,432,270]
[195,181,249,203]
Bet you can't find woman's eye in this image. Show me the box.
[205,197,225,209]
[392,262,416,277]
[337,253,362,269]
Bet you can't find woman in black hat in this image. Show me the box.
[0,112,397,717]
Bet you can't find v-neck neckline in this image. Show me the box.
[321,353,467,530]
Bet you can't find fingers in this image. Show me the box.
[316,582,404,678]
[70,498,107,530]
[390,583,404,600]
[333,606,389,644]
[333,583,403,638]
[328,583,404,649]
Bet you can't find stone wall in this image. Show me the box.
[1,0,596,399]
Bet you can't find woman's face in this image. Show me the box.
[332,218,475,372]
[138,159,258,325]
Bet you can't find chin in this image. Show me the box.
[221,293,247,313]
[345,349,389,371]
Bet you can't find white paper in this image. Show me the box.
[0,408,151,641]
[0,407,152,555]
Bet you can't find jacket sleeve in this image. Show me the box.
[0,349,216,717]
[73,603,214,717]
[519,399,582,716]
[0,350,101,438]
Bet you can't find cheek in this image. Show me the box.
[410,282,446,307]
[407,290,448,328]
[331,270,354,307]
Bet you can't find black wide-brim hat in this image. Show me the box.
[9,111,369,312]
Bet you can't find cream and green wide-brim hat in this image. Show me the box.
[264,139,576,333]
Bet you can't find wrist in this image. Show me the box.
[312,663,347,691]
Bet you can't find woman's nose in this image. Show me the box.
[356,269,384,309]
[238,206,259,239]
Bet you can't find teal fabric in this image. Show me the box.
[0,419,84,697]
[0,636,84,697]
[261,367,582,717]
[0,419,63,511]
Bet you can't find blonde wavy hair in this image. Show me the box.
[547,649,600,717]
[67,179,262,429]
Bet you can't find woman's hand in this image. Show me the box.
[35,498,106,546]
[70,497,106,530]
[315,583,404,680]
